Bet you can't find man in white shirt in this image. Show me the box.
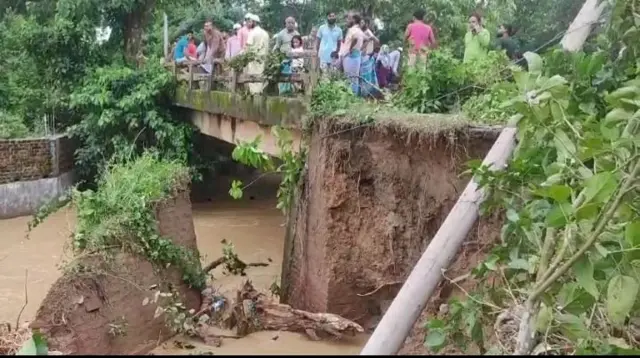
[225,23,242,59]
[389,47,402,76]
[245,14,270,94]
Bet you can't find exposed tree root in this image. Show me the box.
[203,257,269,274]
[195,281,364,346]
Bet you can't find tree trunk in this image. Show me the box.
[197,281,364,345]
[123,0,156,67]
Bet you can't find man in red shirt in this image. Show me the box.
[404,9,436,68]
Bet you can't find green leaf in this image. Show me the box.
[625,221,640,247]
[523,52,543,74]
[605,108,633,124]
[425,319,445,329]
[506,209,520,222]
[546,202,573,228]
[484,254,499,271]
[228,180,244,200]
[606,275,639,327]
[553,129,576,163]
[555,313,589,340]
[581,171,618,205]
[539,75,568,92]
[575,203,599,221]
[424,329,446,351]
[535,304,553,333]
[535,184,572,202]
[573,256,599,298]
[17,332,48,355]
[507,258,531,271]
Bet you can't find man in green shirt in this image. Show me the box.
[463,13,491,63]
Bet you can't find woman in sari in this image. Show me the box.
[359,18,380,97]
[340,12,364,95]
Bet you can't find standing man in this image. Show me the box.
[238,14,252,50]
[339,11,364,95]
[273,16,300,53]
[404,9,436,68]
[245,14,270,94]
[225,23,242,59]
[388,47,402,82]
[200,19,225,73]
[316,11,343,74]
[496,24,519,61]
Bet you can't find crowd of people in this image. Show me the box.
[169,9,521,96]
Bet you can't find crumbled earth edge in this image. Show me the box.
[29,190,202,355]
[283,116,505,356]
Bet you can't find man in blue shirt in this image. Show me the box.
[316,11,343,73]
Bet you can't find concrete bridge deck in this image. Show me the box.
[170,51,317,157]
[174,87,305,157]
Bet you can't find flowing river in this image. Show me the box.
[0,174,367,355]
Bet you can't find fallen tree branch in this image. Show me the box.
[198,281,363,344]
[357,281,403,297]
[203,257,269,274]
[15,269,28,330]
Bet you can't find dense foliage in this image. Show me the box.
[393,49,509,114]
[68,61,194,182]
[424,0,640,354]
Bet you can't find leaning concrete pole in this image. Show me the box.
[359,1,605,355]
[561,0,607,51]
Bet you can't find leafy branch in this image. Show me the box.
[228,126,306,214]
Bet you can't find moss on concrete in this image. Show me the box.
[174,87,307,129]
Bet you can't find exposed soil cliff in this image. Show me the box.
[281,116,503,354]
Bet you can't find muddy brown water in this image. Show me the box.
[0,175,368,355]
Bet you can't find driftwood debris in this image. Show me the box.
[195,281,363,346]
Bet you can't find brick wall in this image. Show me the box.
[0,134,75,185]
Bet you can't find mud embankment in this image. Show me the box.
[282,117,504,354]
[30,190,201,355]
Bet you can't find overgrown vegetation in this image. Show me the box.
[0,111,30,139]
[424,0,640,354]
[393,49,509,115]
[228,126,306,214]
[71,152,206,289]
[68,61,195,183]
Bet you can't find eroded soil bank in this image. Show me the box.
[0,172,366,355]
[282,116,504,353]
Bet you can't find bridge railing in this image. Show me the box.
[165,50,319,97]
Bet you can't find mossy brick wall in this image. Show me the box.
[0,135,75,184]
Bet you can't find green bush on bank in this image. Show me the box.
[392,48,510,115]
[72,152,206,289]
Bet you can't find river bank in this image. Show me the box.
[0,173,368,355]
